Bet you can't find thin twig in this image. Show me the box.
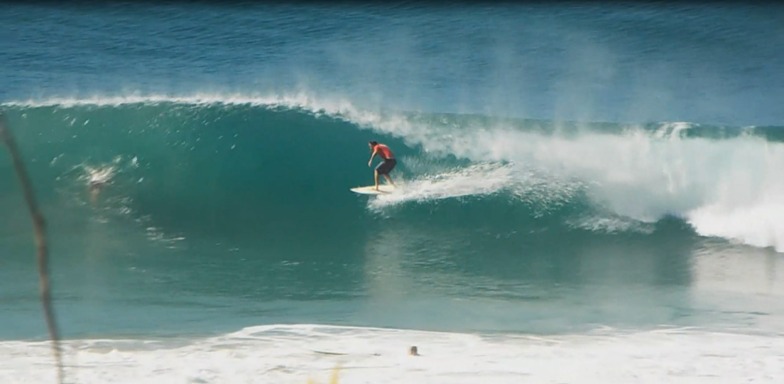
[0,114,64,384]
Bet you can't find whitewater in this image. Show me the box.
[3,325,784,384]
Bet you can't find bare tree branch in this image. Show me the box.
[0,114,64,384]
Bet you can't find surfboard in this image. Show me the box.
[350,185,396,195]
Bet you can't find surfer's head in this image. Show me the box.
[369,140,378,149]
[409,346,419,356]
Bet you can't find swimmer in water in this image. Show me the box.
[88,180,106,205]
[85,166,114,205]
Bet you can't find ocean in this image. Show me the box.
[1,3,783,383]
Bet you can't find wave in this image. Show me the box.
[1,92,782,252]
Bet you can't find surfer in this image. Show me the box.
[88,180,105,205]
[367,141,396,191]
[85,165,114,206]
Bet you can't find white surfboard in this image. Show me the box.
[350,185,396,195]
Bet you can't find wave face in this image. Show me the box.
[1,95,782,253]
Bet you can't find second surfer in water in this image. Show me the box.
[367,140,396,191]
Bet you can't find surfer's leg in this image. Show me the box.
[88,182,104,205]
[384,159,396,185]
[387,160,396,185]
[383,174,395,186]
[375,159,395,187]
[374,170,380,190]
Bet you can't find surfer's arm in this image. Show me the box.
[368,148,377,167]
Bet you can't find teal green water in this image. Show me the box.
[2,3,784,343]
[2,102,783,340]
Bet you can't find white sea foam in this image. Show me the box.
[368,163,514,208]
[566,214,656,234]
[359,112,783,251]
[367,162,583,219]
[339,106,784,252]
[653,121,696,140]
[1,324,782,384]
